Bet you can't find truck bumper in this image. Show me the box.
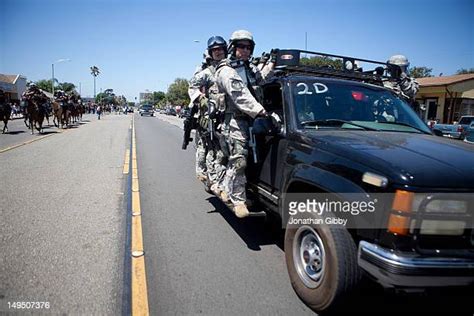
[358,241,474,288]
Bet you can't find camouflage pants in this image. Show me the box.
[206,148,226,189]
[223,137,248,205]
[195,134,207,177]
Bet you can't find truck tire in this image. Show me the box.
[284,219,361,313]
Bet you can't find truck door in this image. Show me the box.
[248,83,287,193]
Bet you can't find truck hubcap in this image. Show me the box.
[293,225,326,288]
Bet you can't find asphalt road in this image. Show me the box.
[135,114,314,315]
[0,113,131,314]
[0,115,62,151]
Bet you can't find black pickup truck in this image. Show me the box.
[241,50,474,313]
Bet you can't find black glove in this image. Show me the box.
[270,49,279,63]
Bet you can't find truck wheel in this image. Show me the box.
[284,221,361,313]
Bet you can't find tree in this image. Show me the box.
[96,88,116,104]
[152,91,166,105]
[456,68,474,75]
[36,79,54,93]
[57,82,76,94]
[166,78,190,106]
[90,66,100,98]
[35,79,76,94]
[409,66,433,78]
[300,56,343,70]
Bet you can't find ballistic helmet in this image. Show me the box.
[228,30,255,56]
[388,54,409,72]
[207,36,227,57]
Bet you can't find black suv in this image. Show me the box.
[238,50,474,313]
[139,104,154,116]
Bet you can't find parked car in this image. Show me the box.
[203,49,474,313]
[139,104,154,116]
[458,115,474,140]
[432,123,462,139]
[463,122,474,144]
[179,108,191,118]
[166,108,176,116]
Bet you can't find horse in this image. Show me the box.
[0,102,12,133]
[51,100,63,128]
[24,98,46,134]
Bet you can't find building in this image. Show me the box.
[0,73,27,103]
[416,74,474,123]
[139,90,153,104]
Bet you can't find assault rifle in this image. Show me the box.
[182,105,198,150]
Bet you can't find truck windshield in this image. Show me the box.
[292,80,431,134]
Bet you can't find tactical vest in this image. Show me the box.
[217,59,264,105]
[197,64,219,130]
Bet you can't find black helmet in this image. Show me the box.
[207,35,227,56]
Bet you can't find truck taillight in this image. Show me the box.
[457,125,463,132]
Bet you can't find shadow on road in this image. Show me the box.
[2,131,25,135]
[207,196,284,251]
[37,131,59,135]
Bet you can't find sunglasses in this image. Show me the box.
[236,44,252,51]
[211,47,225,52]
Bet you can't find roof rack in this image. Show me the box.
[272,49,399,85]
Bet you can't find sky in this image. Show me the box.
[1,0,473,101]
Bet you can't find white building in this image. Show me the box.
[0,73,27,103]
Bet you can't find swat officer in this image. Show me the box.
[385,54,419,101]
[215,29,275,218]
[188,36,228,185]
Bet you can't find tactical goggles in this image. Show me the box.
[207,36,226,48]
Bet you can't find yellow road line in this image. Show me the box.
[132,191,141,214]
[132,178,139,192]
[130,116,149,316]
[132,256,149,316]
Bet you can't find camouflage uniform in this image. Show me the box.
[188,52,215,180]
[189,37,228,187]
[383,73,419,101]
[215,59,273,206]
[384,54,419,101]
[189,63,227,189]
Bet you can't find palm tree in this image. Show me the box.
[90,66,100,98]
